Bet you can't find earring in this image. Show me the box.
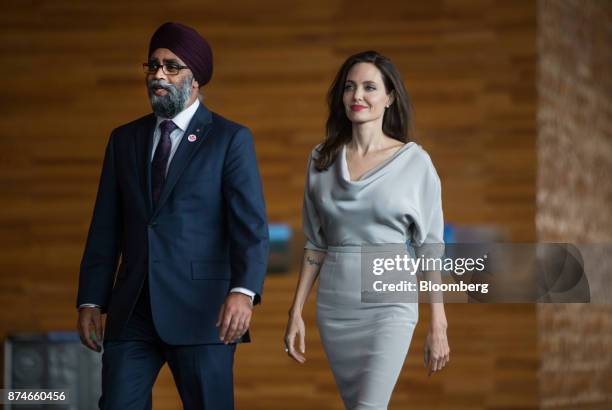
[385,105,389,108]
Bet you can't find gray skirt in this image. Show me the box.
[316,245,419,410]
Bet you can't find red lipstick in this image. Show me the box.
[350,105,368,112]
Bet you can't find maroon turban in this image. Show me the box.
[148,22,213,86]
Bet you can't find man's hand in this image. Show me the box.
[216,293,253,344]
[77,307,103,352]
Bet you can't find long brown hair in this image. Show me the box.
[314,50,415,171]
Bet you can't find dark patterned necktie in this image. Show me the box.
[151,120,177,207]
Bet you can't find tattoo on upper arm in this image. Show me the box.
[306,256,322,267]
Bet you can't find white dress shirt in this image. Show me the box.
[79,99,255,309]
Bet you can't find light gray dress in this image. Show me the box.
[303,142,444,410]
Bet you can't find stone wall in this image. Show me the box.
[537,0,612,408]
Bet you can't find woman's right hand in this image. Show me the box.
[284,312,306,363]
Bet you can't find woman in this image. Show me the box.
[284,50,450,409]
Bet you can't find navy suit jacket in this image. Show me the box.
[76,103,269,345]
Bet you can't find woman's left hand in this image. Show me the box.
[423,321,450,377]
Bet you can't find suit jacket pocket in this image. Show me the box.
[191,260,231,280]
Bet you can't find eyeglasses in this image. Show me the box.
[142,62,189,75]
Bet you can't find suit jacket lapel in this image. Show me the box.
[134,114,156,219]
[152,103,213,218]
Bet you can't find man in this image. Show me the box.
[76,22,268,410]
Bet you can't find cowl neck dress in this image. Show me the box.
[302,141,444,409]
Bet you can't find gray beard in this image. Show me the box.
[147,75,193,118]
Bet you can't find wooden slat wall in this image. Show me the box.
[0,1,537,409]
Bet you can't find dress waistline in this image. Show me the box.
[326,244,410,254]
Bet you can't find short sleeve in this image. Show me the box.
[302,151,327,252]
[410,158,445,259]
